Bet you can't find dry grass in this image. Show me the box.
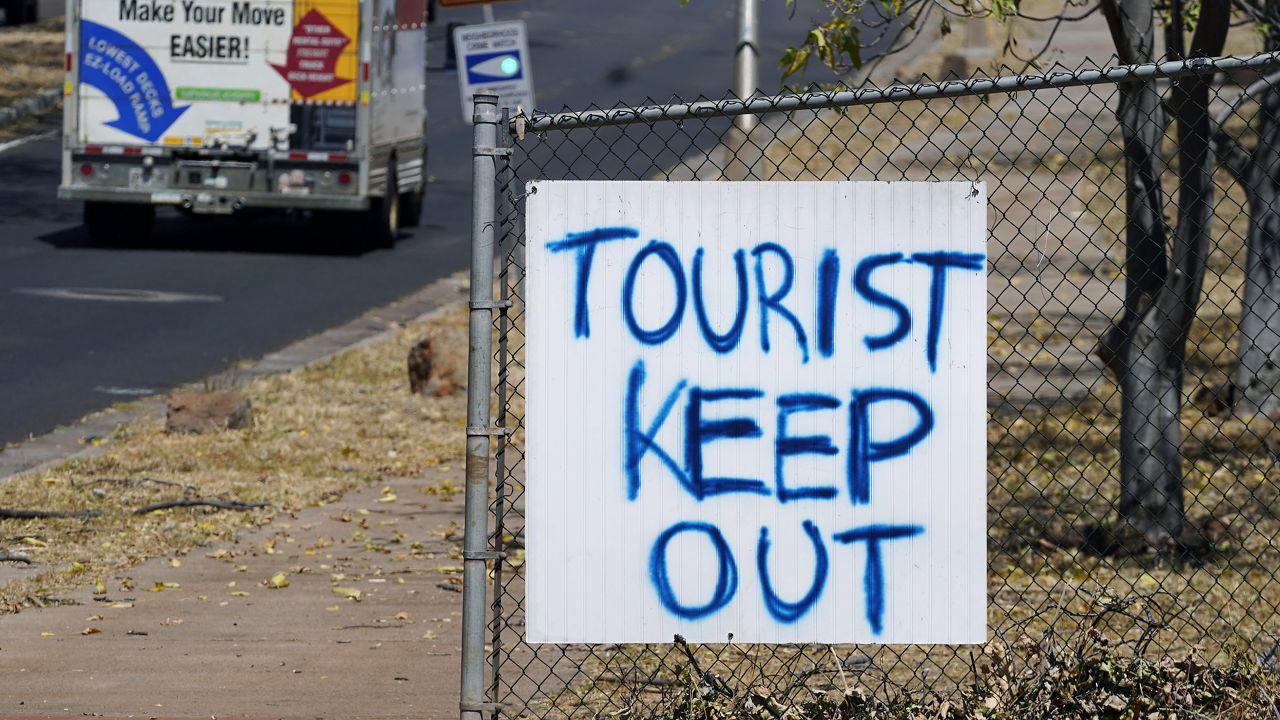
[622,625,1280,719]
[0,17,63,109]
[0,301,469,612]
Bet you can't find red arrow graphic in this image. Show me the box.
[270,9,352,99]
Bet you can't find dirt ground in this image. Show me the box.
[0,466,466,720]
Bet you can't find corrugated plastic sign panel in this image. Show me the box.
[525,181,988,644]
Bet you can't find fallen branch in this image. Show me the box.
[0,508,102,520]
[133,499,269,515]
[0,553,33,565]
[0,498,267,521]
[597,670,677,688]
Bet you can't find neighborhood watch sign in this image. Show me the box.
[78,0,359,148]
[525,181,989,644]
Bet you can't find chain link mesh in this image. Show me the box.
[480,53,1280,717]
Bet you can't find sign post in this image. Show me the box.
[525,181,989,645]
[453,20,534,122]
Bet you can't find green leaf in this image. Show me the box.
[780,47,811,80]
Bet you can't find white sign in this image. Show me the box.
[525,181,988,645]
[78,0,301,148]
[454,20,534,122]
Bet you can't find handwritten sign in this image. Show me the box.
[525,181,988,644]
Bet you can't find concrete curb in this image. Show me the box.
[0,274,467,482]
[0,87,60,127]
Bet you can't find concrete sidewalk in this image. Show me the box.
[0,465,467,720]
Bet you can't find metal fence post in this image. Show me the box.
[461,89,501,720]
[734,0,759,134]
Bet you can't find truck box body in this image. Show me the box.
[60,0,426,219]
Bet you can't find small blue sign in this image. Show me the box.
[466,50,524,84]
[453,20,535,123]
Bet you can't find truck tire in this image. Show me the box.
[400,146,427,229]
[84,202,155,246]
[4,0,35,25]
[365,162,400,249]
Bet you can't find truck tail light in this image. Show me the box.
[65,53,72,72]
[338,171,352,186]
[79,163,93,177]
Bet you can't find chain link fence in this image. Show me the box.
[462,52,1280,718]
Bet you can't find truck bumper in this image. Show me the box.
[58,185,370,212]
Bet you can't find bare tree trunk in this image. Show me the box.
[1098,0,1166,379]
[1098,0,1173,544]
[1100,0,1229,546]
[1232,15,1280,417]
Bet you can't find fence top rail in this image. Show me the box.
[516,51,1280,134]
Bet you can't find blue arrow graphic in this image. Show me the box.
[79,20,189,142]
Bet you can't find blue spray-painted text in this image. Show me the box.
[625,360,931,506]
[648,519,923,634]
[546,229,984,370]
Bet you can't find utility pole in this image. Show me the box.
[734,0,758,133]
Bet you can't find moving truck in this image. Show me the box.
[59,0,429,247]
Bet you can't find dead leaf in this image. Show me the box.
[268,572,290,589]
[81,627,101,635]
[332,586,363,601]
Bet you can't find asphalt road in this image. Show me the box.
[0,1,862,447]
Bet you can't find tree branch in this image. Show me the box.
[132,499,269,515]
[1212,69,1280,183]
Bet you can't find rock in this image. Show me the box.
[407,337,434,395]
[165,390,253,434]
[1201,517,1229,545]
[407,327,464,398]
